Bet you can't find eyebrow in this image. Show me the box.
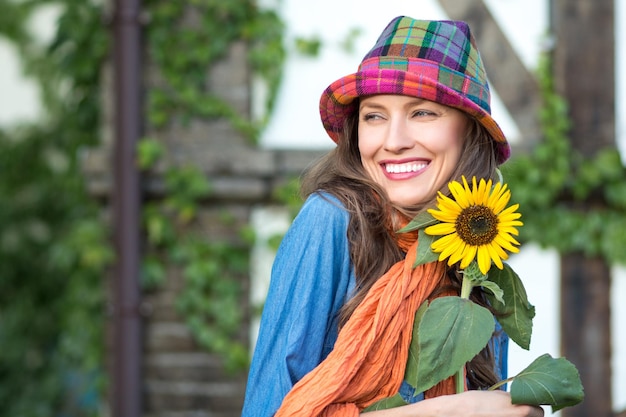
[359,97,429,111]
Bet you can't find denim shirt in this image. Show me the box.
[241,192,508,417]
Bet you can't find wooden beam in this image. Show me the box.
[552,1,615,416]
[552,0,616,154]
[560,254,612,417]
[438,0,542,150]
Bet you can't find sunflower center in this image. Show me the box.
[455,205,499,246]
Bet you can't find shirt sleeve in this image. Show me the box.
[492,319,509,383]
[242,193,356,417]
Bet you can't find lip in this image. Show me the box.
[380,158,430,180]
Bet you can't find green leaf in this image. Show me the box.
[294,36,322,56]
[362,394,408,412]
[136,137,165,169]
[510,354,584,412]
[413,229,439,268]
[399,211,438,232]
[409,297,494,393]
[405,301,430,387]
[480,280,504,304]
[485,264,535,350]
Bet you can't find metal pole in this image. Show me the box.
[112,0,142,415]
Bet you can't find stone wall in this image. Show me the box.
[84,34,324,417]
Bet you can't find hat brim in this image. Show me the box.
[319,68,510,164]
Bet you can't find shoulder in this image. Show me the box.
[287,191,350,236]
[271,191,353,290]
[299,191,348,218]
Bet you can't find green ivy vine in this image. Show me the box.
[137,138,252,371]
[144,0,285,139]
[139,0,285,371]
[504,54,626,264]
[0,0,286,414]
[0,1,111,416]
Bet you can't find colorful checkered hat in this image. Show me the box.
[319,16,510,164]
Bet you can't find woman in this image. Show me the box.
[242,16,544,417]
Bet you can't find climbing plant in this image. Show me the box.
[503,54,626,265]
[137,137,253,371]
[138,0,285,371]
[144,0,285,139]
[0,0,286,415]
[0,1,111,416]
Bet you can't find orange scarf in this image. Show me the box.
[275,229,456,417]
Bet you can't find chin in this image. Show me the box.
[388,195,425,207]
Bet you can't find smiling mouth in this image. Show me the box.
[384,162,428,174]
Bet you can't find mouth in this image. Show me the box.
[383,161,429,174]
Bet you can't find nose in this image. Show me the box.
[383,119,415,153]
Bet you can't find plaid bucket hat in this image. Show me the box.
[319,16,510,164]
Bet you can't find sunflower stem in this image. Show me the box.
[455,367,465,394]
[460,274,474,299]
[457,272,477,393]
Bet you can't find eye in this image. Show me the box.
[362,113,384,121]
[412,109,436,117]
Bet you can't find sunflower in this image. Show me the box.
[425,176,523,275]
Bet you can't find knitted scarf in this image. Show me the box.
[275,228,456,416]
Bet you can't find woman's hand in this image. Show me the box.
[363,390,545,417]
[435,390,545,417]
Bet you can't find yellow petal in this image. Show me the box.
[459,244,477,269]
[486,243,505,269]
[450,180,470,208]
[476,178,491,204]
[448,239,468,265]
[488,183,509,213]
[488,182,504,204]
[461,177,475,205]
[499,225,522,236]
[499,232,521,246]
[491,190,510,214]
[428,207,461,223]
[433,194,463,214]
[498,216,523,227]
[440,237,465,265]
[477,246,492,275]
[425,222,457,236]
[489,240,508,260]
[431,233,459,253]
[499,203,520,217]
[433,234,463,264]
[493,234,520,252]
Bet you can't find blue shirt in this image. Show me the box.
[242,192,508,417]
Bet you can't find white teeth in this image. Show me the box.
[385,162,427,173]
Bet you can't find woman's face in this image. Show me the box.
[358,95,469,206]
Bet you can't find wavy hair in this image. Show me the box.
[300,105,501,388]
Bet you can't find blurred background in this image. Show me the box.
[0,0,623,416]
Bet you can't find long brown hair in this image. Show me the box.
[301,105,502,389]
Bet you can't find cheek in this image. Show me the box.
[434,124,466,160]
[357,129,378,161]
[447,135,465,162]
[357,136,384,181]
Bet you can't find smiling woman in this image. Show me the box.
[249,1,626,415]
[242,16,544,417]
